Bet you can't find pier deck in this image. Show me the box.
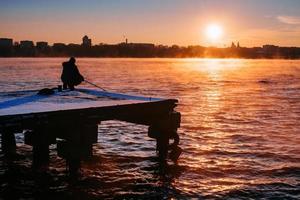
[0,88,181,175]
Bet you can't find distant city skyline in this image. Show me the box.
[1,0,300,47]
[0,35,295,49]
[2,35,300,59]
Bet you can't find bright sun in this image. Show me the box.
[205,24,223,41]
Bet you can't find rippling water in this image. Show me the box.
[0,58,299,199]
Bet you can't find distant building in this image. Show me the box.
[263,44,279,50]
[128,43,155,48]
[82,35,92,47]
[253,47,264,56]
[231,42,236,48]
[36,41,48,49]
[0,38,13,56]
[20,40,34,48]
[53,43,66,48]
[53,43,66,53]
[262,44,279,55]
[237,42,240,48]
[0,38,13,47]
[68,43,80,47]
[119,42,155,49]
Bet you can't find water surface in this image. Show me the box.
[0,58,299,199]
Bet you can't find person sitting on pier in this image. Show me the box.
[61,57,84,90]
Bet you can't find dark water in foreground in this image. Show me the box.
[0,58,299,199]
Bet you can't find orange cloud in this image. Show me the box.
[277,15,300,25]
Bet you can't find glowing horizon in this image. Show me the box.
[1,0,300,47]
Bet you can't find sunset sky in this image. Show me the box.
[1,0,300,47]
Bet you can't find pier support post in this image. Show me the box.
[67,158,81,177]
[1,130,16,157]
[65,124,81,177]
[56,121,98,177]
[31,127,51,170]
[57,139,81,176]
[148,111,181,163]
[156,133,169,162]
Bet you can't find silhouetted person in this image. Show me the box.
[61,57,84,90]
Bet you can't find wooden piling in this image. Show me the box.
[1,130,16,157]
[31,126,51,170]
[55,120,99,176]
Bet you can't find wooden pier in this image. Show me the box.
[0,88,181,175]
